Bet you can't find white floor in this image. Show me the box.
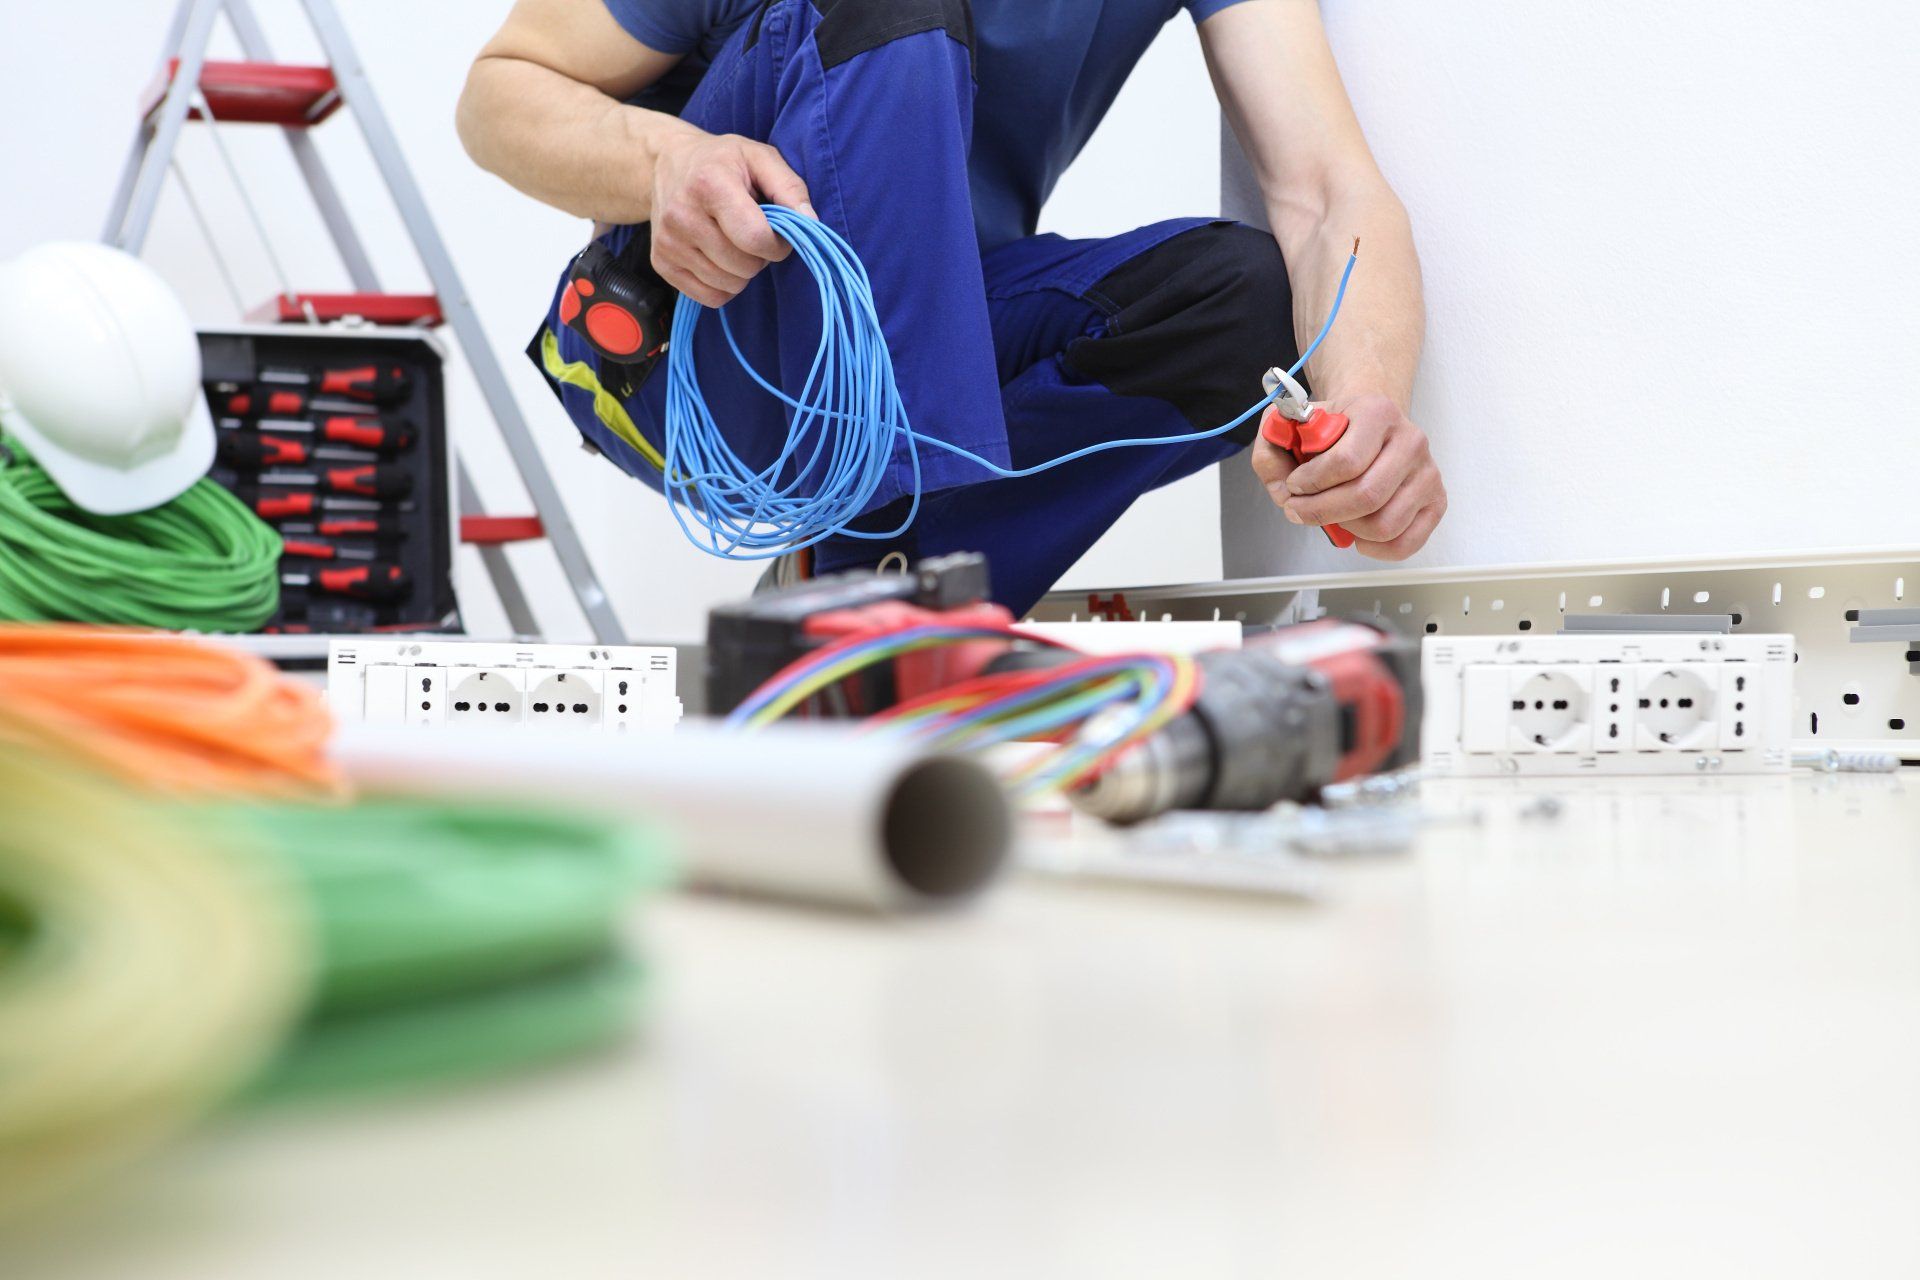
[16,773,1920,1279]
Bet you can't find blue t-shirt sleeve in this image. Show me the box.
[602,0,711,54]
[1188,0,1257,22]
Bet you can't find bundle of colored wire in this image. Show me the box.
[725,621,1200,796]
[870,652,1200,796]
[0,447,282,631]
[0,740,307,1225]
[725,619,1039,727]
[0,625,341,798]
[661,205,1359,559]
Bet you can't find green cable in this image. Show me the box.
[246,956,647,1104]
[0,446,282,631]
[205,799,676,1100]
[1,764,674,1220]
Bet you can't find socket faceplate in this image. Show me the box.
[1031,548,1920,759]
[328,640,682,734]
[1422,633,1793,775]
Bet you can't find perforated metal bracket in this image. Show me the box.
[1031,547,1920,760]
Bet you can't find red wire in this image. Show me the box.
[868,654,1126,727]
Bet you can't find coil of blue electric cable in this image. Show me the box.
[660,205,1356,560]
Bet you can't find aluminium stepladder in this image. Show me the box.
[101,0,626,643]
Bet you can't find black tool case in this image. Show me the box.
[196,325,460,634]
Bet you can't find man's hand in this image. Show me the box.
[649,131,815,308]
[1250,393,1446,561]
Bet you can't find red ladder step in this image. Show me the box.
[246,292,444,327]
[461,516,546,545]
[143,59,344,127]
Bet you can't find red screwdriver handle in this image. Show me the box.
[1259,405,1356,550]
[317,364,411,405]
[322,464,412,499]
[319,415,414,453]
[304,515,408,540]
[221,388,307,418]
[219,433,309,468]
[250,492,319,520]
[281,538,376,563]
[316,564,412,603]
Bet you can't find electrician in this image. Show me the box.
[459,0,1443,614]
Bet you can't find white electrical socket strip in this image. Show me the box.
[1421,633,1794,776]
[1031,548,1920,760]
[326,640,682,733]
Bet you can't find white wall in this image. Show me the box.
[20,4,1881,635]
[1220,0,1920,580]
[1040,19,1224,594]
[0,1,1224,641]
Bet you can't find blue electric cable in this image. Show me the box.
[661,205,1357,560]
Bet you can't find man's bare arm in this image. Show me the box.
[1201,0,1443,560]
[457,0,813,306]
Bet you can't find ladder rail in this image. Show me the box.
[222,0,381,292]
[299,0,627,645]
[101,0,199,243]
[106,0,224,251]
[99,0,628,645]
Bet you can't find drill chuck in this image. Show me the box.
[1070,619,1419,825]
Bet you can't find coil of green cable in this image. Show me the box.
[0,740,308,1225]
[0,446,282,631]
[209,800,675,1101]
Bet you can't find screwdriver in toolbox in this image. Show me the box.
[217,431,378,469]
[230,489,414,521]
[211,384,357,419]
[219,463,414,500]
[278,515,410,541]
[258,362,412,406]
[278,536,378,562]
[219,413,417,455]
[282,563,413,603]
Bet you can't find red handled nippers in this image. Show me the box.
[1258,366,1354,550]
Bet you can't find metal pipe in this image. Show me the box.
[330,722,1014,911]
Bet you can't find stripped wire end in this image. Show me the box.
[1352,236,1361,258]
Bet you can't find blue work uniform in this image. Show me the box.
[531,0,1300,614]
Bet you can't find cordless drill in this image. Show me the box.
[706,556,1421,823]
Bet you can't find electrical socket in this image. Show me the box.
[1633,666,1716,750]
[450,668,526,725]
[1508,668,1591,752]
[1423,633,1793,775]
[526,668,602,727]
[1032,549,1920,760]
[328,640,682,734]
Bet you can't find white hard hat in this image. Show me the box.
[0,242,213,515]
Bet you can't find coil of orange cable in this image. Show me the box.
[0,625,342,798]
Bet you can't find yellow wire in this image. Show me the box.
[0,734,309,1225]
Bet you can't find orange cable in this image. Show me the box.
[0,625,344,798]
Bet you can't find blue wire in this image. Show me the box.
[662,205,1357,559]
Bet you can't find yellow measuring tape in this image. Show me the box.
[538,329,666,472]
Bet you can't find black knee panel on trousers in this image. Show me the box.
[1064,222,1298,445]
[810,0,976,71]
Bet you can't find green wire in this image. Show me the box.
[0,446,282,631]
[203,799,676,1100]
[208,800,675,1016]
[245,956,647,1104]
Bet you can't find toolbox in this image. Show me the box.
[196,325,460,634]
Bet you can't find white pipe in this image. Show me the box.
[329,722,1013,912]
